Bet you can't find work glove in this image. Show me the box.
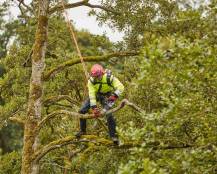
[92,106,101,117]
[108,94,118,102]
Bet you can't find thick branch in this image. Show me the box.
[36,99,144,133]
[49,0,119,15]
[33,134,196,163]
[32,135,111,162]
[49,0,87,14]
[117,142,194,150]
[43,51,139,81]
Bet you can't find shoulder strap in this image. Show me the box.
[90,77,102,85]
[106,69,114,88]
[89,77,96,85]
[89,77,103,93]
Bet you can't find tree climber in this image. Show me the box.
[76,64,124,145]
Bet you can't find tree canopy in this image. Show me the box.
[0,0,217,173]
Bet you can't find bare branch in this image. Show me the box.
[106,99,144,114]
[36,99,144,133]
[49,0,119,15]
[37,110,93,131]
[49,0,87,15]
[43,51,140,81]
[16,0,34,15]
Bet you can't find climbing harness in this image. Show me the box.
[90,69,115,93]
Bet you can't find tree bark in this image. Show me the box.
[21,0,49,173]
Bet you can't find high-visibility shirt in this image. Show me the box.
[88,73,124,107]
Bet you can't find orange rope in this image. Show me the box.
[60,0,89,81]
[60,0,90,130]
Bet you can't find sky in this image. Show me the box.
[9,0,124,42]
[67,5,124,42]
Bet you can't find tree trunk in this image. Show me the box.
[31,136,40,174]
[21,0,49,173]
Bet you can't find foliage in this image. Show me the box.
[0,123,23,153]
[93,0,216,49]
[0,1,18,58]
[0,0,217,173]
[117,36,217,173]
[0,151,22,174]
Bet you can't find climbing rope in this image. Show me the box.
[60,0,109,133]
[60,0,91,131]
[60,0,89,81]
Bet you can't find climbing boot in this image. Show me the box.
[75,131,86,138]
[111,137,119,145]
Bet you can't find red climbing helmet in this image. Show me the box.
[90,64,105,78]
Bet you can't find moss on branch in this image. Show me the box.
[32,135,111,162]
[43,51,139,80]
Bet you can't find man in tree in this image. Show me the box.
[76,64,124,145]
